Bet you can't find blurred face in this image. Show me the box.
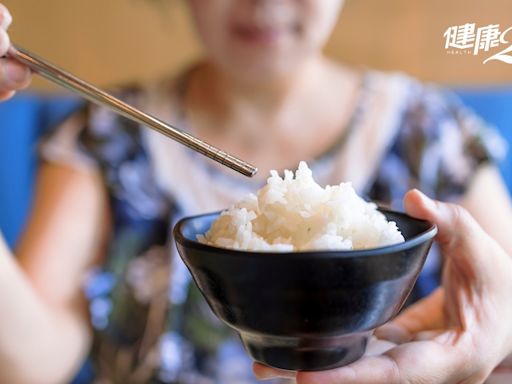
[187,0,345,83]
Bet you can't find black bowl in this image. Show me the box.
[173,209,437,371]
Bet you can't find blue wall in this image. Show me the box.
[0,93,81,247]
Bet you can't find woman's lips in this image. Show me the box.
[230,24,289,46]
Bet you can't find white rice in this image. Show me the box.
[199,162,404,251]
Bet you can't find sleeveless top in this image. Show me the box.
[40,69,505,384]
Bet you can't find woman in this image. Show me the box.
[1,1,512,383]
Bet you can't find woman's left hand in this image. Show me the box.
[253,190,512,384]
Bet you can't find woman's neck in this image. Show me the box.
[182,54,361,175]
[188,55,328,122]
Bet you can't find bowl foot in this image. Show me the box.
[240,330,372,371]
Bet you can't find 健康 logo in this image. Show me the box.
[444,23,512,64]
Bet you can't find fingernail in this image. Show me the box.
[254,371,278,380]
[375,323,410,344]
[5,61,29,85]
[416,190,437,212]
[254,369,271,380]
[254,366,296,380]
[0,6,12,29]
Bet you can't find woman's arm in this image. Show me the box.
[0,163,109,384]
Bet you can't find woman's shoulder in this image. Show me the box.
[362,68,491,125]
[358,68,498,144]
[46,69,189,163]
[362,69,449,108]
[366,70,506,198]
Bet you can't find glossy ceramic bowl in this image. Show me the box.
[173,209,437,371]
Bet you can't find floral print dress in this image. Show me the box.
[40,70,506,384]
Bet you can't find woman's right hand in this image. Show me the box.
[255,190,512,384]
[0,3,30,101]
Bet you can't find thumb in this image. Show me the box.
[403,189,506,299]
[403,189,480,253]
[375,288,445,343]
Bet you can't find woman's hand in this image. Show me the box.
[254,189,512,384]
[0,3,30,101]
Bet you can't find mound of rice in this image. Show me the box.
[199,162,404,251]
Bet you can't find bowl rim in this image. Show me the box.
[173,208,438,259]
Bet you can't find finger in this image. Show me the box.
[252,362,296,380]
[251,340,397,381]
[296,339,467,384]
[502,352,512,367]
[403,189,498,284]
[296,354,404,384]
[0,4,12,30]
[374,322,411,344]
[376,288,445,343]
[0,27,9,56]
[0,89,14,101]
[492,352,512,374]
[412,329,445,341]
[404,189,479,250]
[0,58,31,91]
[365,337,396,356]
[486,371,512,384]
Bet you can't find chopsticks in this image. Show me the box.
[7,44,258,178]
